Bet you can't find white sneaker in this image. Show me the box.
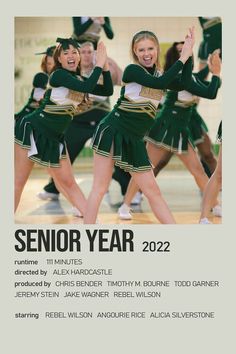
[131,191,143,205]
[199,218,212,224]
[37,191,59,201]
[212,205,222,217]
[72,206,83,218]
[118,203,132,220]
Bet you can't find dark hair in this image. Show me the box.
[52,42,80,71]
[131,30,161,70]
[164,41,184,71]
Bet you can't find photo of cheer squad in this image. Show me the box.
[14,16,222,224]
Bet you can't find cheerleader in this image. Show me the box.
[72,17,122,86]
[37,41,131,208]
[199,122,222,224]
[15,45,56,122]
[15,38,113,214]
[72,17,114,50]
[118,48,221,221]
[152,44,218,176]
[198,17,222,70]
[83,28,195,224]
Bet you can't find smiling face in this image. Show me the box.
[58,44,80,71]
[133,38,159,68]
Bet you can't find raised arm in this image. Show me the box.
[72,17,93,36]
[168,56,193,90]
[50,67,104,93]
[87,70,113,96]
[50,41,111,94]
[103,17,114,39]
[123,61,184,89]
[123,26,194,89]
[188,75,221,99]
[194,65,209,81]
[189,50,221,98]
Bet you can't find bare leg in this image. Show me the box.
[153,151,173,177]
[47,167,73,205]
[84,153,115,224]
[177,144,219,207]
[15,144,34,212]
[197,133,217,175]
[178,144,209,191]
[123,178,139,206]
[200,145,222,220]
[131,170,176,224]
[48,155,87,215]
[147,142,173,170]
[123,143,174,207]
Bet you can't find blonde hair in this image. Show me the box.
[131,30,161,70]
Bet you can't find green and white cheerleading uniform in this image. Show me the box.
[92,59,192,172]
[43,80,112,194]
[72,17,114,49]
[145,72,221,154]
[15,72,48,122]
[188,66,210,145]
[198,17,222,62]
[188,104,209,145]
[15,67,113,167]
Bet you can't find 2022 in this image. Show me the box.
[142,241,170,252]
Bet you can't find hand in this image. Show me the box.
[95,41,107,68]
[179,26,195,64]
[188,26,195,48]
[103,59,110,71]
[97,17,105,25]
[91,17,105,25]
[208,50,221,76]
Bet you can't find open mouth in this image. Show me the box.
[143,57,152,65]
[67,59,76,66]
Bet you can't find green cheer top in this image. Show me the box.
[15,67,113,167]
[15,72,48,122]
[72,17,114,49]
[92,58,192,172]
[145,68,221,154]
[73,70,112,123]
[198,17,222,61]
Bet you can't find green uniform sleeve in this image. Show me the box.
[88,71,114,96]
[188,75,221,99]
[163,57,193,91]
[123,60,184,89]
[72,17,93,36]
[198,17,205,29]
[194,65,209,81]
[50,67,105,93]
[178,57,193,88]
[102,17,114,39]
[32,72,48,89]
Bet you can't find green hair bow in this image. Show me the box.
[56,37,80,50]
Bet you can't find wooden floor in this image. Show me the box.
[15,169,222,225]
